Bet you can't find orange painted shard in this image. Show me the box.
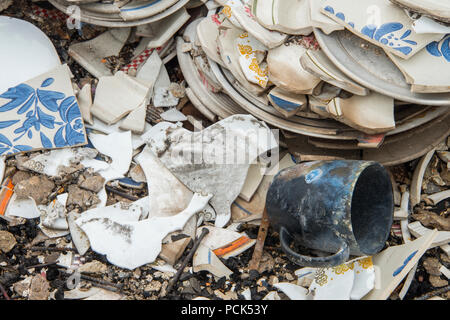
[213,235,252,258]
[0,178,14,216]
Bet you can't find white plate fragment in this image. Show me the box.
[76,193,212,269]
[146,115,278,227]
[273,283,312,300]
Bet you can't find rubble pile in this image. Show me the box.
[179,0,450,165]
[0,0,448,301]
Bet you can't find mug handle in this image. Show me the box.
[279,227,350,267]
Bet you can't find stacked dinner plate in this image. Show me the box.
[48,0,190,27]
[176,0,450,166]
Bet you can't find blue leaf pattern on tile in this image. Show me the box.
[426,35,450,62]
[0,76,86,156]
[40,132,52,148]
[324,5,416,56]
[0,120,20,129]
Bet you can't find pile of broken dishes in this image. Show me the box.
[48,0,204,27]
[0,0,449,301]
[178,0,450,166]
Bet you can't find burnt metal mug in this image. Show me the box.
[266,160,393,267]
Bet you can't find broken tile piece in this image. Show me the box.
[91,71,149,125]
[68,28,131,79]
[5,194,41,219]
[76,193,212,269]
[119,102,147,133]
[0,64,87,156]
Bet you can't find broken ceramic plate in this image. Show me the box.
[0,64,87,157]
[76,192,212,269]
[4,194,41,219]
[38,193,70,238]
[321,0,443,59]
[226,0,288,48]
[410,149,435,207]
[136,145,193,217]
[144,7,191,49]
[68,28,131,79]
[21,147,99,178]
[267,87,307,118]
[0,16,60,94]
[90,71,150,124]
[88,130,132,181]
[326,93,395,134]
[253,0,313,35]
[217,23,267,95]
[412,16,450,35]
[363,230,438,300]
[309,0,344,34]
[67,211,90,256]
[408,221,450,249]
[196,13,226,67]
[267,42,321,94]
[300,48,369,96]
[235,32,269,88]
[239,161,266,201]
[160,108,187,122]
[119,102,147,133]
[197,226,255,259]
[77,84,93,125]
[273,283,312,300]
[145,115,278,227]
[232,154,296,222]
[193,243,233,278]
[390,0,450,24]
[387,35,450,93]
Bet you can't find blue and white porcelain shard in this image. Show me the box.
[0,16,60,94]
[321,0,444,59]
[387,34,450,93]
[0,64,87,156]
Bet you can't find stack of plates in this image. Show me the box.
[176,1,450,166]
[48,0,190,27]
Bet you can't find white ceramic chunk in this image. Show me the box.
[76,193,212,270]
[0,16,60,94]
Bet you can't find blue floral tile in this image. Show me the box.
[321,0,443,59]
[0,64,87,156]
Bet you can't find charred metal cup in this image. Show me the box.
[266,160,393,267]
